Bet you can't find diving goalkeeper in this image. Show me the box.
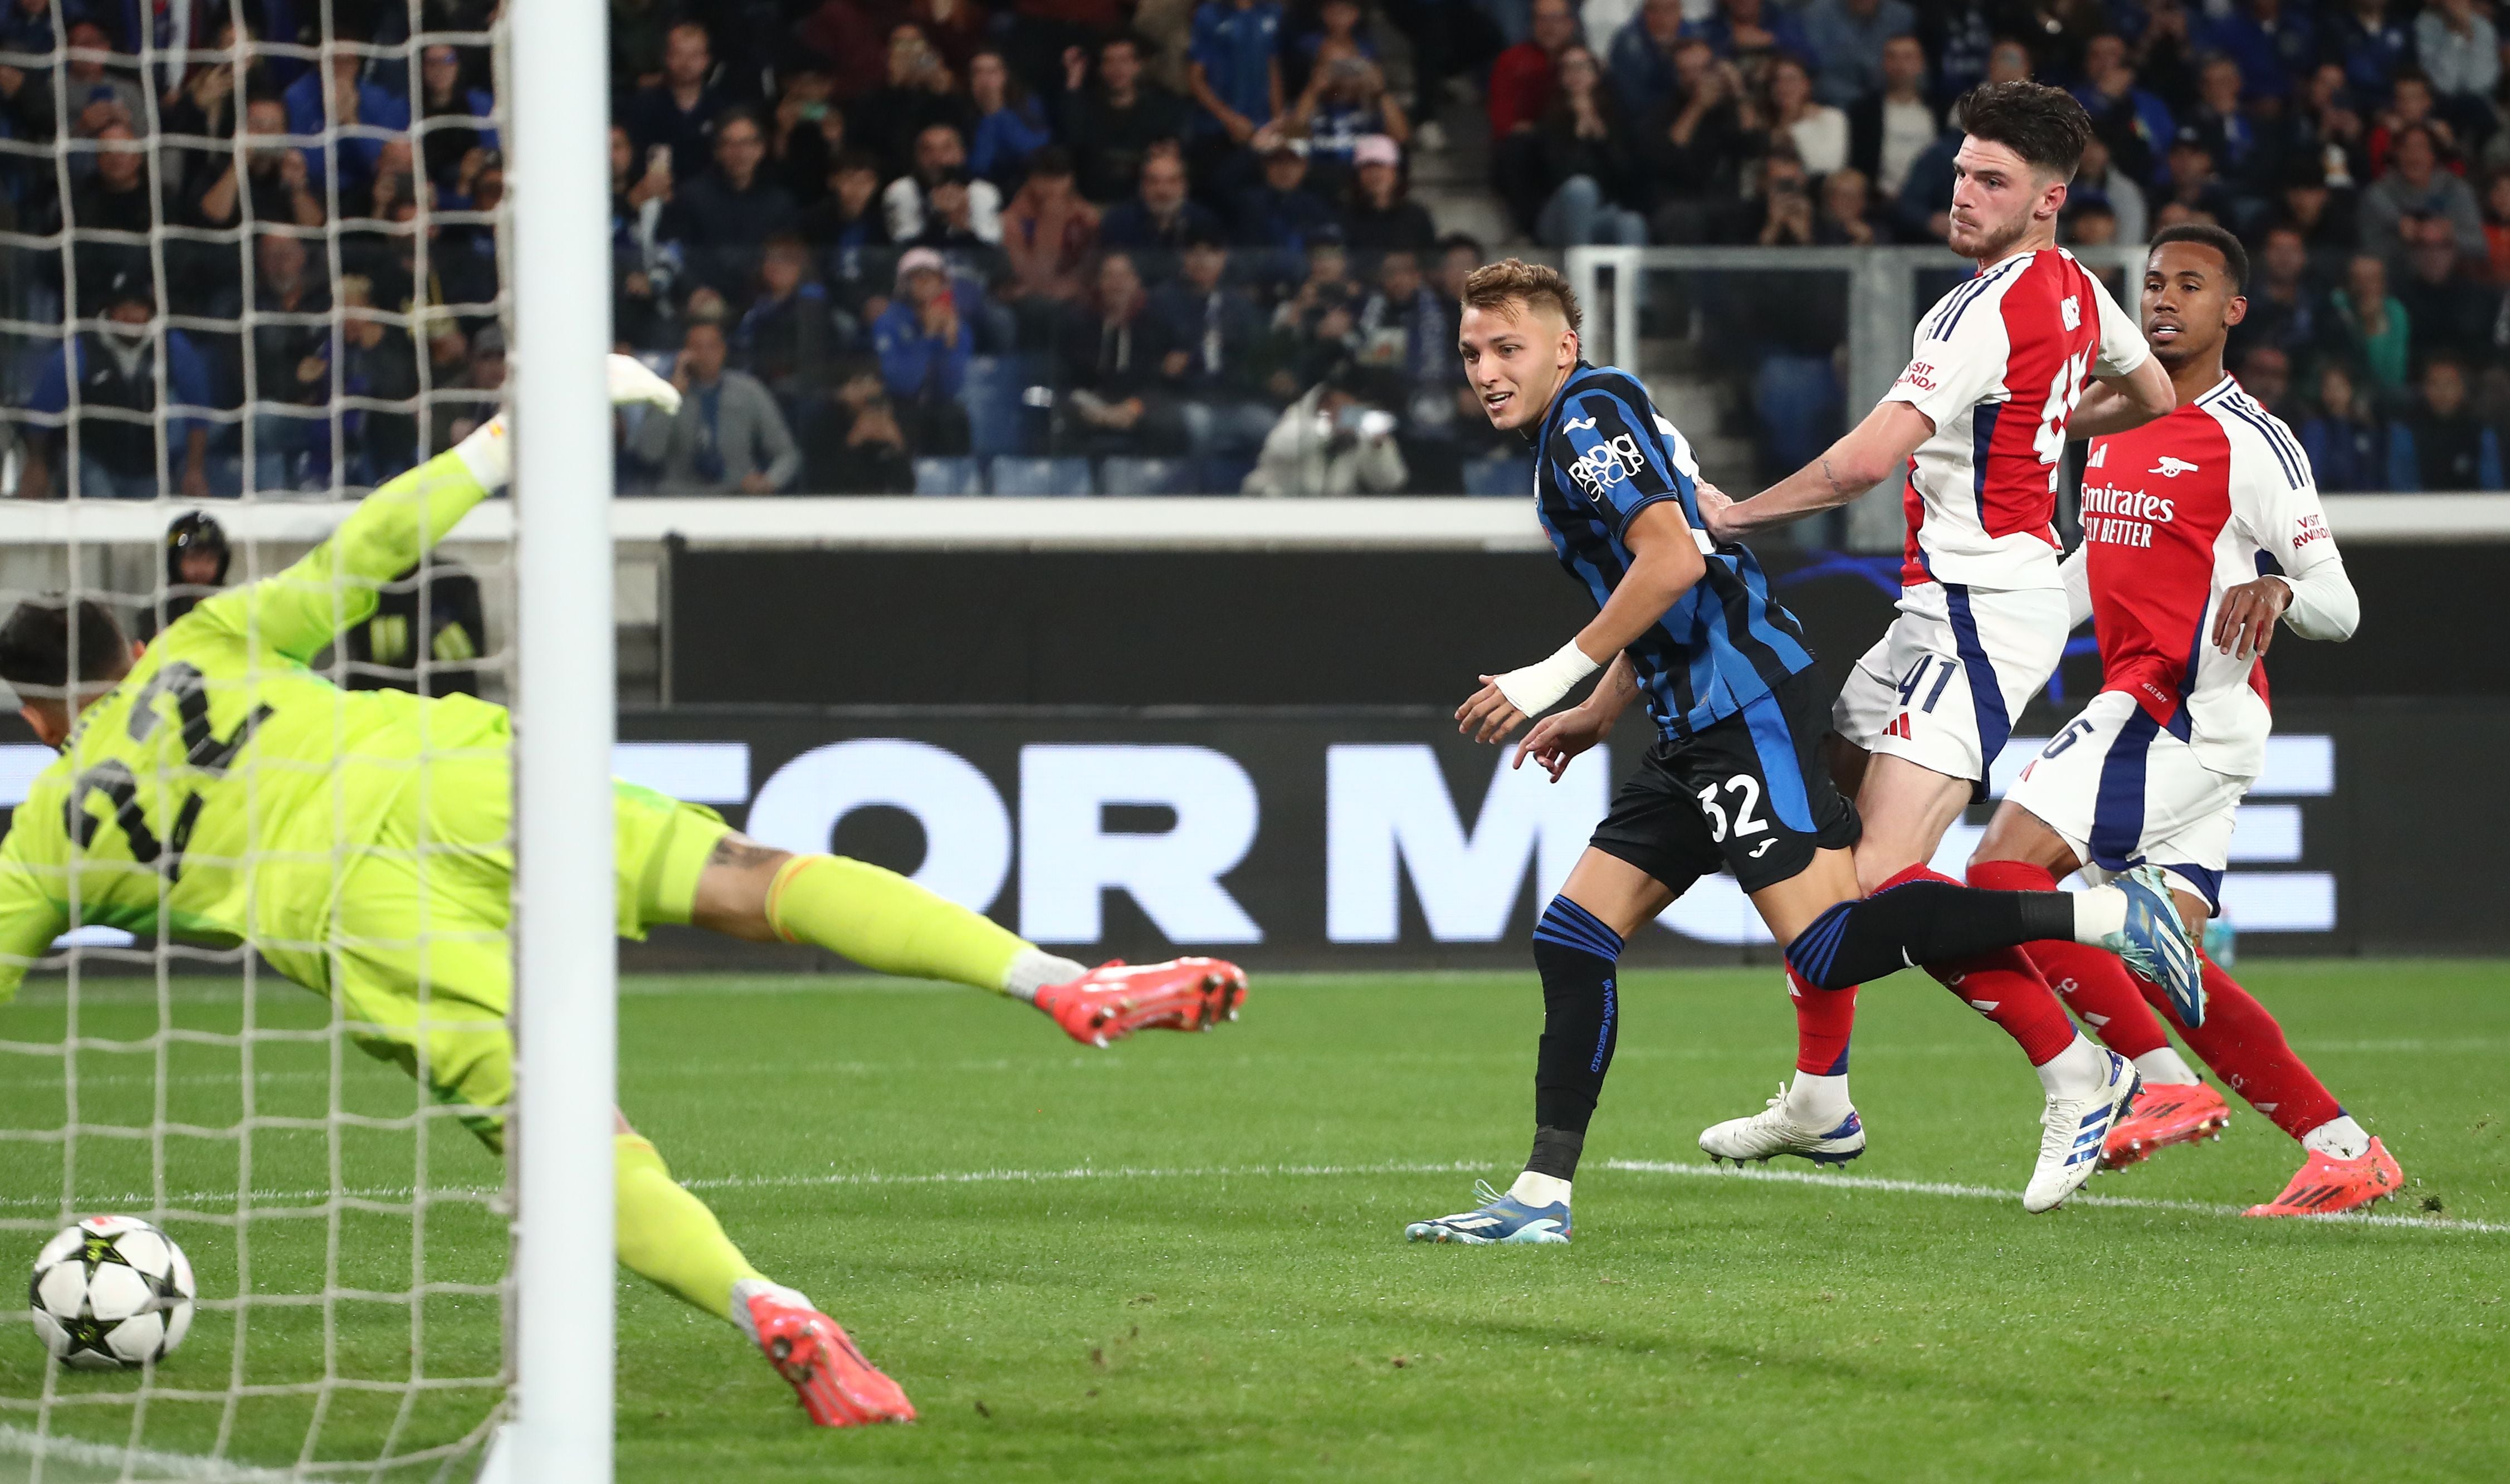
[0,357,1247,1429]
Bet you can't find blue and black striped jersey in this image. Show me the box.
[1531,363,1816,740]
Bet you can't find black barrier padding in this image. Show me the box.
[667,545,2504,708]
[0,699,2494,974]
[600,700,2501,970]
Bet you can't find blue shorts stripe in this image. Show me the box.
[1940,583,2014,765]
[2159,862,2224,915]
[1968,404,2002,527]
[2089,707,2162,871]
[1738,686,1816,833]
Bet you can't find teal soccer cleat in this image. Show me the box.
[1404,1180,1571,1245]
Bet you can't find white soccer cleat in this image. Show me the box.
[605,352,682,413]
[1699,1085,1866,1166]
[2023,1050,2140,1213]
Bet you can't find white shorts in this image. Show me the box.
[1832,582,2070,792]
[2003,690,2251,912]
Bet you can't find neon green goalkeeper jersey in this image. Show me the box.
[0,452,498,1001]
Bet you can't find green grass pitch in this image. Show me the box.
[2,959,2506,1482]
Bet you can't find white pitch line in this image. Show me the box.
[0,1158,2497,1236]
[0,1423,297,1482]
[1601,1158,2510,1234]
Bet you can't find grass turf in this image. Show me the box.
[1,959,2506,1482]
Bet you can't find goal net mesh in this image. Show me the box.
[1,4,517,1477]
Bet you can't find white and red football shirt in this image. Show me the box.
[2072,375,2351,777]
[1884,248,2149,590]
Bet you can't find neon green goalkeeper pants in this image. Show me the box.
[322,709,727,1153]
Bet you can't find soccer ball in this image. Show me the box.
[28,1216,196,1370]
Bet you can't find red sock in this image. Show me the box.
[1880,863,2081,1068]
[1789,968,1855,1075]
[1965,860,2173,1060]
[2140,956,2343,1142]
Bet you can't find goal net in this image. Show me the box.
[0,4,545,1477]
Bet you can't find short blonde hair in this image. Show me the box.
[1461,257,1582,336]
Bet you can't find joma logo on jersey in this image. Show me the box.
[1567,435,1647,494]
[2150,456,2200,477]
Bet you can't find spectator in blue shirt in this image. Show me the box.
[968,50,1053,190]
[872,246,975,457]
[1101,149,1228,270]
[1800,0,1915,108]
[2072,32,2175,186]
[21,287,219,500]
[416,43,498,192]
[2185,55,2266,191]
[1233,139,1340,281]
[2327,0,2414,105]
[1189,0,1286,144]
[1149,232,1278,459]
[1685,0,1812,76]
[1295,0,1378,89]
[2386,355,2504,490]
[2201,0,2312,101]
[282,42,410,198]
[622,21,731,189]
[1608,0,1687,119]
[2298,365,2384,492]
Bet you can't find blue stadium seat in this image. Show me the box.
[1463,455,1535,497]
[912,457,985,495]
[988,456,1095,496]
[1097,457,1194,496]
[964,355,1042,460]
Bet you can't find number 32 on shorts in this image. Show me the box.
[1694,774,1768,843]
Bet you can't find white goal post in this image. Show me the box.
[500,0,619,1471]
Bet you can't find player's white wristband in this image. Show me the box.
[452,414,512,490]
[1493,640,1602,716]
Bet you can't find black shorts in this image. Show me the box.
[1588,667,1862,897]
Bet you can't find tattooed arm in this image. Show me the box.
[1702,401,1935,543]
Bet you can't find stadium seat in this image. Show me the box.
[964,355,1044,460]
[1096,457,1193,496]
[1462,455,1534,497]
[988,456,1095,496]
[1195,454,1258,496]
[912,457,985,496]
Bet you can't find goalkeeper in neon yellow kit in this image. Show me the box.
[0,357,1246,1428]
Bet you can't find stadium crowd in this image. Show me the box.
[2,0,2506,497]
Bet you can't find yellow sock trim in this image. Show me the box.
[614,1134,761,1323]
[763,853,1029,993]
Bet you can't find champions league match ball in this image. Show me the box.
[28,1216,196,1370]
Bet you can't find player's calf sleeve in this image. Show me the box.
[1789,969,1855,1077]
[614,1134,763,1324]
[1966,861,2175,1062]
[1527,896,1623,1180]
[2149,957,2344,1143]
[765,854,1059,996]
[1781,865,2074,990]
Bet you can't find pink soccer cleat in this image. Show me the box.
[2244,1138,2406,1218]
[2100,1080,2233,1170]
[1032,958,1247,1047]
[741,1288,915,1427]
